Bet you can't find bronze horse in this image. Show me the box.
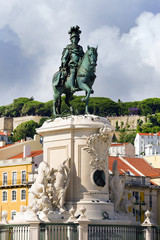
[52,46,98,115]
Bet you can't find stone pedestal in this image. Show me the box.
[37,115,115,220]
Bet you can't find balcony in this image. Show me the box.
[0,179,31,189]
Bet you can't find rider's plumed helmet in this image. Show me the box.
[68,25,81,40]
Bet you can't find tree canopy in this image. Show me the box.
[2,96,160,118]
[10,120,39,142]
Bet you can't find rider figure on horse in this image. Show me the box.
[58,25,84,92]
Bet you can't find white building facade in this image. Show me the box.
[134,132,160,156]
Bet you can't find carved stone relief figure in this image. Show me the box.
[119,192,136,213]
[21,159,70,216]
[47,159,70,212]
[28,161,52,214]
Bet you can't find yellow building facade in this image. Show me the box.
[0,136,43,221]
[0,164,32,220]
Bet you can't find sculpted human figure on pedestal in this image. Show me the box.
[28,161,52,214]
[109,160,126,213]
[48,159,70,212]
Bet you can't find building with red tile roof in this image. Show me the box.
[134,132,160,156]
[109,156,141,176]
[122,156,160,178]
[109,142,135,157]
[108,155,160,224]
[0,131,11,146]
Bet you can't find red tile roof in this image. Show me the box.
[0,141,21,150]
[108,156,141,176]
[9,150,43,159]
[0,143,14,149]
[123,157,160,178]
[0,132,10,136]
[110,143,129,147]
[138,132,160,136]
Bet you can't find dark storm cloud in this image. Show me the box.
[0,26,38,105]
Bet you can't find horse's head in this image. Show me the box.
[87,46,98,68]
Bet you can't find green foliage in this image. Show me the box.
[115,121,119,131]
[21,101,44,116]
[38,117,48,127]
[0,97,33,117]
[119,101,140,115]
[124,132,137,145]
[2,96,160,120]
[119,131,127,143]
[137,98,160,116]
[11,120,38,142]
[137,113,160,133]
[118,130,136,145]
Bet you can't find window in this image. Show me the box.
[150,195,152,209]
[142,177,145,185]
[12,190,17,201]
[12,172,17,185]
[11,211,16,220]
[3,173,7,186]
[133,191,139,201]
[2,191,7,202]
[21,190,26,200]
[22,171,26,184]
[133,191,139,215]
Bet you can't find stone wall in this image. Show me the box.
[0,115,145,133]
[108,115,146,130]
[0,117,13,133]
[0,116,43,133]
[13,116,43,130]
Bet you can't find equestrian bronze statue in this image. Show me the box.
[52,25,98,115]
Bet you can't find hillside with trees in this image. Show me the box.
[4,96,160,143]
[1,96,160,118]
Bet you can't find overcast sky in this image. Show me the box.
[0,0,160,106]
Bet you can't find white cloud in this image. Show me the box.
[84,11,160,102]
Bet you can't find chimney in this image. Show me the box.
[0,141,5,147]
[3,131,7,136]
[23,145,31,158]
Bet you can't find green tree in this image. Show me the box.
[11,120,38,142]
[125,132,136,145]
[115,121,119,131]
[21,101,44,116]
[118,131,136,145]
[38,117,48,127]
[118,130,127,143]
